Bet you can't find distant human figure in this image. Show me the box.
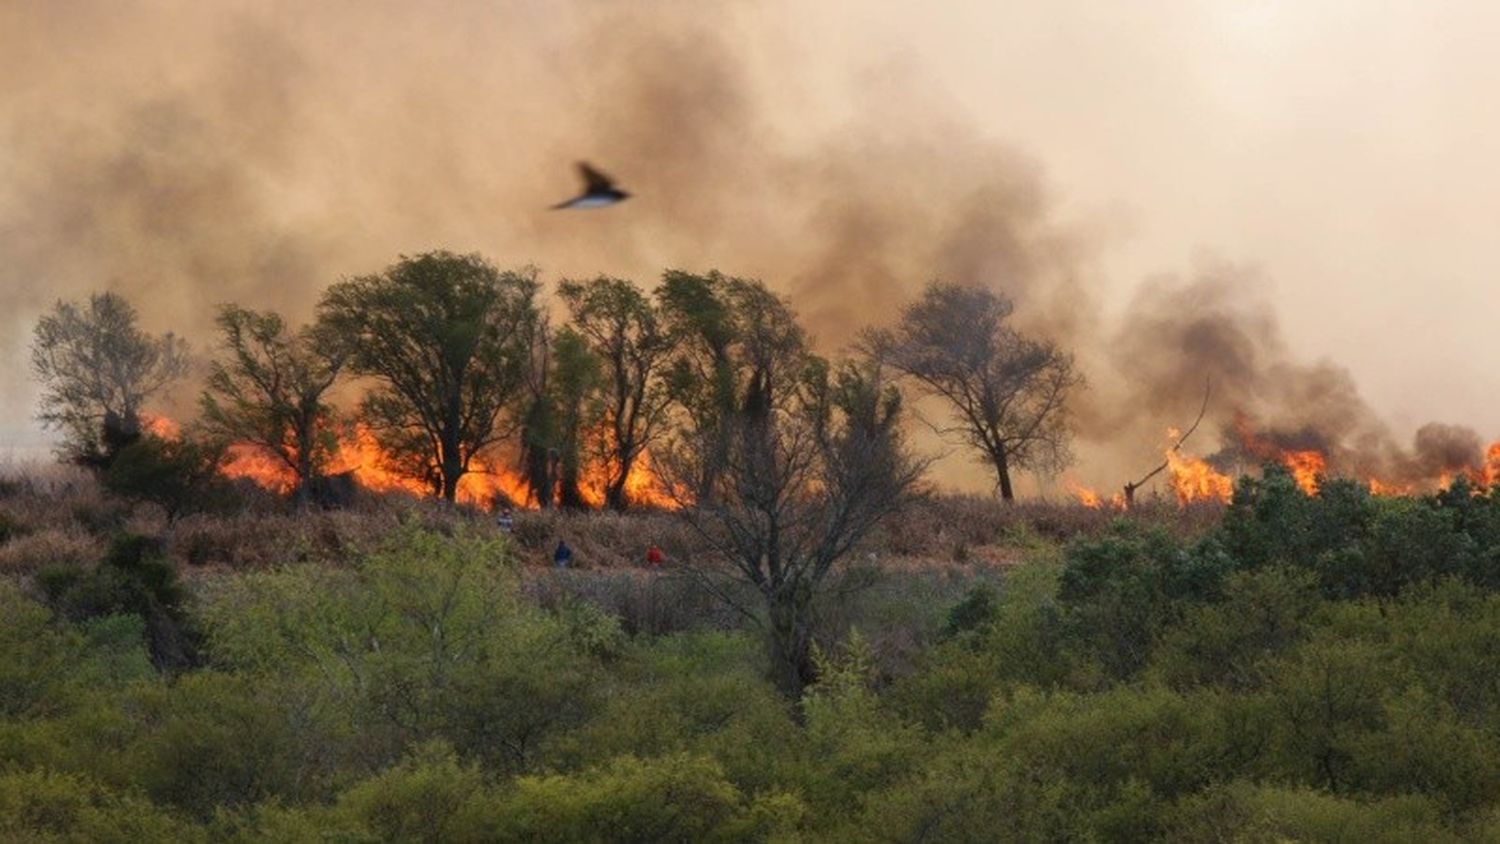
[645,544,664,568]
[495,507,514,533]
[553,539,573,569]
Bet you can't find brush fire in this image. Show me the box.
[143,415,678,511]
[1067,424,1500,509]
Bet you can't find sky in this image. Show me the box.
[2,0,1496,494]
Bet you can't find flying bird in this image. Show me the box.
[552,161,630,209]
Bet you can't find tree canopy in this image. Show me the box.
[30,292,189,467]
[317,252,539,502]
[868,281,1082,501]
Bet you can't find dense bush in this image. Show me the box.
[3,482,1500,839]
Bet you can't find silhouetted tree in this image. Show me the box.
[199,305,346,505]
[30,292,189,468]
[100,433,229,523]
[551,327,604,509]
[663,357,925,698]
[868,282,1082,502]
[558,276,671,511]
[318,252,538,503]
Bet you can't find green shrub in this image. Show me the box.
[1169,781,1462,842]
[115,671,305,818]
[0,581,85,718]
[493,753,794,842]
[100,434,232,522]
[335,741,495,843]
[0,768,200,842]
[36,533,200,670]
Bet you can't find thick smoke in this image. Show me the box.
[0,1,1487,491]
[1085,261,1492,489]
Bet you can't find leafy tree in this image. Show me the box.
[99,433,229,524]
[30,292,189,467]
[664,358,925,697]
[318,252,539,502]
[515,320,603,509]
[550,327,603,509]
[657,271,810,498]
[199,305,346,505]
[867,281,1082,501]
[558,276,672,511]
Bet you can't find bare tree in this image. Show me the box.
[30,292,189,467]
[199,305,346,505]
[662,358,926,698]
[868,282,1082,502]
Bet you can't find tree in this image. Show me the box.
[513,318,605,510]
[516,309,556,508]
[558,277,672,511]
[869,282,1082,502]
[30,292,189,467]
[199,305,346,505]
[317,252,539,502]
[551,327,604,509]
[100,433,229,523]
[656,271,810,498]
[662,357,925,698]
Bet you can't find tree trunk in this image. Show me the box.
[994,450,1015,502]
[559,455,586,509]
[767,587,815,699]
[439,432,463,503]
[605,451,636,512]
[440,393,463,503]
[293,418,315,508]
[605,478,629,512]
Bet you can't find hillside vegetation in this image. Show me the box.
[3,467,1500,840]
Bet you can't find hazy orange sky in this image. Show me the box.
[2,1,1496,493]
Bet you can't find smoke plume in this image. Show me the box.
[0,1,1489,493]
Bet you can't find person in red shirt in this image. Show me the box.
[644,544,664,568]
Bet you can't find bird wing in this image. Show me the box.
[576,161,616,193]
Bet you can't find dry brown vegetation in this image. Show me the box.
[0,463,1224,579]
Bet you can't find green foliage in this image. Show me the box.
[36,534,200,670]
[318,251,540,501]
[940,581,1000,637]
[99,433,231,521]
[1058,521,1231,680]
[1169,782,1462,842]
[0,768,199,842]
[205,524,600,773]
[334,741,494,843]
[5,488,1500,838]
[496,753,796,843]
[199,304,345,501]
[0,580,87,718]
[557,275,672,511]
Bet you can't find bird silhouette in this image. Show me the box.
[552,161,630,209]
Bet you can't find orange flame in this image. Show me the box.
[1064,479,1124,509]
[1165,447,1234,505]
[140,414,181,440]
[1066,480,1102,508]
[1369,478,1414,497]
[1279,450,1325,496]
[216,421,680,510]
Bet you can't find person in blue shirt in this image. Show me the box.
[553,539,573,569]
